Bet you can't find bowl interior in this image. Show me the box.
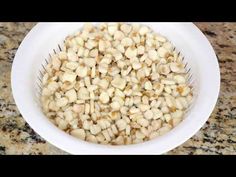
[12,23,220,154]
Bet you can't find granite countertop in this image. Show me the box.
[0,22,235,155]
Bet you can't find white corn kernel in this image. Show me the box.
[135,131,145,139]
[144,110,154,120]
[179,97,188,108]
[125,125,131,135]
[165,96,174,108]
[102,130,111,141]
[113,96,124,106]
[115,89,125,98]
[121,37,133,47]
[138,104,150,112]
[75,36,84,46]
[155,35,167,43]
[120,106,128,115]
[90,125,101,135]
[107,87,115,97]
[98,79,109,90]
[89,49,98,57]
[132,62,141,70]
[77,47,84,57]
[107,128,114,138]
[73,104,85,114]
[129,107,140,114]
[99,40,106,52]
[173,117,182,127]
[78,87,90,100]
[139,26,149,35]
[161,79,175,85]
[142,96,149,105]
[157,47,169,58]
[116,44,125,53]
[56,118,68,130]
[120,24,132,34]
[87,85,98,92]
[181,86,191,96]
[161,106,169,114]
[114,31,125,40]
[82,120,91,130]
[47,81,59,92]
[99,92,110,104]
[144,81,153,90]
[164,86,172,94]
[65,89,77,103]
[56,97,68,107]
[150,100,158,108]
[151,119,162,130]
[111,77,126,90]
[169,62,184,73]
[98,63,108,74]
[137,45,145,55]
[125,47,137,59]
[84,103,90,115]
[52,57,61,70]
[140,127,149,137]
[149,131,159,139]
[132,35,141,44]
[97,119,111,130]
[164,114,172,123]
[84,58,96,67]
[62,72,77,82]
[66,62,79,70]
[111,124,118,135]
[83,23,94,32]
[148,49,158,60]
[133,138,143,144]
[58,51,68,60]
[174,75,186,84]
[159,65,170,75]
[137,118,149,127]
[114,136,124,145]
[91,66,96,78]
[108,23,118,35]
[67,51,78,61]
[152,108,163,119]
[171,110,183,119]
[86,135,97,143]
[158,125,172,136]
[84,77,91,87]
[90,100,95,114]
[76,65,88,77]
[71,129,86,140]
[175,98,183,110]
[48,101,59,111]
[186,94,193,103]
[85,40,97,49]
[116,119,127,131]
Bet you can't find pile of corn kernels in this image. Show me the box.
[40,23,193,145]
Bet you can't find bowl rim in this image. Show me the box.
[11,22,220,154]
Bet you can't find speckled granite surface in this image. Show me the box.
[0,22,235,155]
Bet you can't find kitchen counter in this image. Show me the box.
[0,22,235,155]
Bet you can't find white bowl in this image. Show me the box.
[11,23,220,154]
